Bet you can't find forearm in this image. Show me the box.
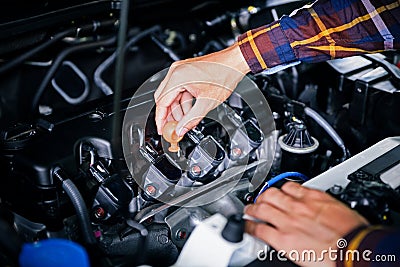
[238,0,400,73]
[179,43,251,74]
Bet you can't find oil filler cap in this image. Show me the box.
[221,214,245,243]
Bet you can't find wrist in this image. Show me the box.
[189,43,251,75]
[221,43,252,74]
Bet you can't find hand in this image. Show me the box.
[245,182,369,267]
[154,43,250,136]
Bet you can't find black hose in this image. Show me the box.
[31,35,117,113]
[111,0,130,159]
[94,25,162,95]
[304,106,348,162]
[0,28,75,74]
[53,168,96,245]
[0,20,117,75]
[62,179,96,244]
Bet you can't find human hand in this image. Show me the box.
[245,182,369,267]
[154,43,250,136]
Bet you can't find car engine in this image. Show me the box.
[0,0,399,266]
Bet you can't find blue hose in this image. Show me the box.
[254,172,309,203]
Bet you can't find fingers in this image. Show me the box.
[155,99,175,135]
[281,182,329,201]
[253,183,321,219]
[166,112,174,122]
[154,86,182,134]
[245,221,281,249]
[175,98,215,136]
[181,91,193,114]
[155,106,169,135]
[171,99,184,121]
[169,92,194,122]
[245,202,288,229]
[154,68,186,134]
[255,187,295,213]
[280,182,306,198]
[154,65,238,135]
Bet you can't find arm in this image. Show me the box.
[154,0,400,135]
[239,0,400,73]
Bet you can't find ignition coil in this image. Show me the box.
[140,143,183,200]
[90,161,134,222]
[186,135,225,184]
[229,119,263,161]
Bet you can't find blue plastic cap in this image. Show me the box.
[19,238,90,267]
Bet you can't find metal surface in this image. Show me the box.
[304,136,400,191]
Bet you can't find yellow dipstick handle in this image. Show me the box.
[162,121,183,152]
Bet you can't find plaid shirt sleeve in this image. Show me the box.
[238,0,400,73]
[336,225,400,267]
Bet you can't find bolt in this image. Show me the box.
[329,185,343,195]
[94,206,106,219]
[190,165,202,176]
[244,193,254,204]
[145,184,157,196]
[176,229,188,240]
[355,171,368,179]
[231,147,242,158]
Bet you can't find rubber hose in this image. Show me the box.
[31,36,116,113]
[304,106,348,161]
[62,179,96,245]
[0,19,116,74]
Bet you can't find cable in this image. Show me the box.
[0,28,75,74]
[0,20,116,74]
[151,35,180,61]
[94,25,162,95]
[31,35,116,113]
[93,52,115,95]
[254,172,309,203]
[304,106,348,162]
[51,61,90,104]
[53,167,96,245]
[111,0,130,162]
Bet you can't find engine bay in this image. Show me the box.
[1,0,400,266]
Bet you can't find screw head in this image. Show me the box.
[94,206,106,219]
[176,229,188,240]
[244,193,254,204]
[145,184,157,196]
[231,147,242,158]
[190,165,202,176]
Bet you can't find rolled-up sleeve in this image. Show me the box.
[238,0,400,74]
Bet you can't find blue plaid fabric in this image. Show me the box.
[238,0,400,73]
